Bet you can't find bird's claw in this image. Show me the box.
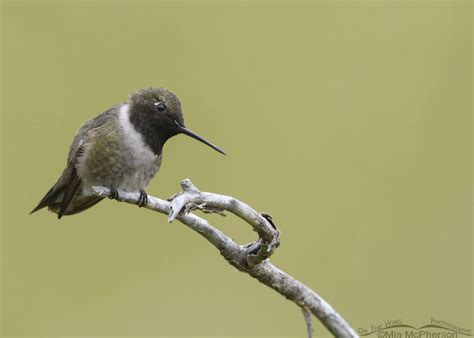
[137,190,148,208]
[108,188,123,202]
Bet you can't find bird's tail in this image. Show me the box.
[30,183,104,218]
[30,185,62,214]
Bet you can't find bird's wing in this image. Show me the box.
[58,106,121,218]
[31,105,122,218]
[66,105,120,167]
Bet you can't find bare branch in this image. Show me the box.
[302,306,314,338]
[92,180,358,338]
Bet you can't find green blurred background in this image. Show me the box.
[1,1,472,337]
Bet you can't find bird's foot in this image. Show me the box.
[137,190,148,208]
[108,188,123,202]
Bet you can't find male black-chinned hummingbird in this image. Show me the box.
[31,87,225,219]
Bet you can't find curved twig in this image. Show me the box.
[92,180,358,338]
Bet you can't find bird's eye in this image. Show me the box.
[154,102,166,112]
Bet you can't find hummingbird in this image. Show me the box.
[31,87,225,219]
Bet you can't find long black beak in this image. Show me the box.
[175,121,226,155]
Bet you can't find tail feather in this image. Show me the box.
[31,171,104,218]
[31,144,105,218]
[58,175,82,219]
[30,186,62,214]
[60,196,104,216]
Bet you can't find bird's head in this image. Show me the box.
[128,87,225,155]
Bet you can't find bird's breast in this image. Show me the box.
[117,104,162,190]
[119,104,157,163]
